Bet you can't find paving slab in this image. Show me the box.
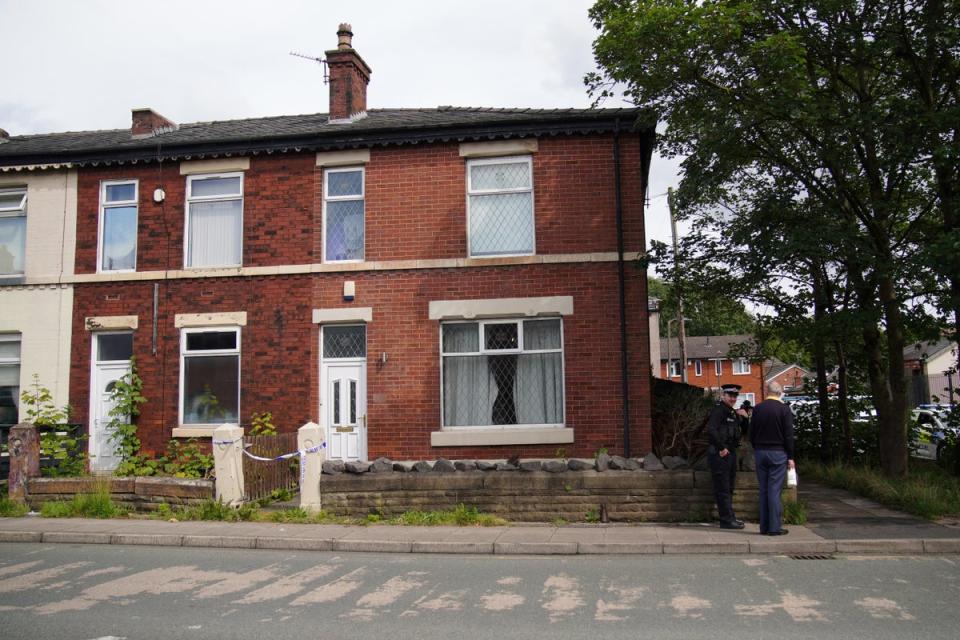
[835,538,925,554]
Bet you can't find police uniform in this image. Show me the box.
[707,384,748,528]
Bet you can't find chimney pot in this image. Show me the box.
[337,23,353,50]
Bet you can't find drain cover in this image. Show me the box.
[790,554,835,560]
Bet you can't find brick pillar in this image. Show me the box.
[8,423,40,504]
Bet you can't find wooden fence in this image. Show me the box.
[242,432,299,502]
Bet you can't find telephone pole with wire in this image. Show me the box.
[667,187,689,384]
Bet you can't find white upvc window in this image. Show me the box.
[441,318,563,428]
[694,359,703,376]
[467,156,534,257]
[714,359,723,375]
[185,173,243,268]
[733,358,751,375]
[0,334,21,425]
[179,327,240,426]
[323,167,365,262]
[740,392,756,407]
[668,360,683,377]
[98,180,138,272]
[0,187,27,278]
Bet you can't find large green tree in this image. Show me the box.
[589,0,956,476]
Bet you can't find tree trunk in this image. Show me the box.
[876,273,910,478]
[811,259,833,462]
[834,343,854,465]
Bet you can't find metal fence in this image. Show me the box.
[241,432,299,502]
[910,372,959,407]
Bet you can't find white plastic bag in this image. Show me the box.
[786,468,798,488]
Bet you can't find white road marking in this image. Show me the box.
[234,565,336,604]
[290,568,367,605]
[855,597,915,621]
[541,573,585,623]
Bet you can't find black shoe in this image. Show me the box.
[765,529,789,536]
[720,520,745,530]
[732,519,745,527]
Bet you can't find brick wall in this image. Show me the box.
[71,263,651,459]
[660,359,764,403]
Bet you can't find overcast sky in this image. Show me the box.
[0,0,681,249]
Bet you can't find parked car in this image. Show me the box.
[911,408,957,461]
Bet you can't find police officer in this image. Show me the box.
[707,383,749,529]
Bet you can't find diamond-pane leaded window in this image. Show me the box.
[323,325,366,359]
[441,319,563,427]
[467,157,534,257]
[324,167,364,262]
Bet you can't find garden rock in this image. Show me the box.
[662,456,689,470]
[567,458,593,471]
[455,460,478,472]
[692,456,709,471]
[476,461,497,471]
[392,462,411,472]
[370,457,393,473]
[496,462,518,471]
[345,461,371,474]
[413,461,433,473]
[596,452,611,472]
[609,455,640,471]
[631,457,646,469]
[433,458,457,473]
[543,460,567,473]
[642,453,664,471]
[519,460,542,472]
[322,460,345,475]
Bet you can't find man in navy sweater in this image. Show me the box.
[749,381,796,536]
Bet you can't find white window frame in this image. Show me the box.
[178,326,241,427]
[694,359,703,376]
[740,392,756,407]
[466,155,535,258]
[0,333,21,425]
[668,360,683,378]
[322,166,365,263]
[0,186,27,277]
[439,317,564,430]
[714,359,723,376]
[98,180,138,273]
[184,172,243,269]
[92,331,134,365]
[732,358,751,375]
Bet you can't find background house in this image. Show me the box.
[904,338,958,405]
[0,26,656,465]
[658,334,767,406]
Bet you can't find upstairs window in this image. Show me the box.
[0,187,27,278]
[324,167,365,262]
[467,156,534,257]
[715,359,723,376]
[99,181,138,272]
[733,358,751,375]
[186,173,242,268]
[668,360,683,377]
[0,334,20,426]
[694,359,703,376]
[180,327,240,425]
[441,318,563,428]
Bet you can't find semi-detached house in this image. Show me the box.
[0,26,655,468]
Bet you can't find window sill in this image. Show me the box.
[171,426,217,438]
[431,427,573,447]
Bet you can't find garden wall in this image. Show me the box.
[319,470,763,522]
[24,477,213,511]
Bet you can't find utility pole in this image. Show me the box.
[668,187,688,383]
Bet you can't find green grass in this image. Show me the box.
[0,498,29,517]
[803,460,960,520]
[40,486,129,519]
[175,499,257,522]
[782,499,808,525]
[389,503,507,527]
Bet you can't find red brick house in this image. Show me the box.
[0,26,655,467]
[658,335,765,405]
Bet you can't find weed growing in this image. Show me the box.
[40,483,128,519]
[782,498,808,525]
[0,498,29,517]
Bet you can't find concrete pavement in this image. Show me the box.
[2,479,958,556]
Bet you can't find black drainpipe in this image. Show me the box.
[614,119,631,457]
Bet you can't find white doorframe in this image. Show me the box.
[319,325,367,462]
[89,333,133,473]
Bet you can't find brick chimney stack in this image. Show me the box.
[131,108,177,137]
[325,23,372,121]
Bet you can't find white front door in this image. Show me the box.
[90,362,130,472]
[323,361,366,461]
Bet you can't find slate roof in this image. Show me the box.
[659,334,758,360]
[0,107,650,168]
[903,337,955,362]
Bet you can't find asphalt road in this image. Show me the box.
[1,543,958,640]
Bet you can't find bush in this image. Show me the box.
[39,483,128,518]
[651,377,713,461]
[0,498,29,517]
[177,499,256,522]
[791,396,879,464]
[782,498,808,525]
[389,504,506,527]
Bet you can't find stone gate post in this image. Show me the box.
[298,422,325,513]
[7,423,40,504]
[212,424,245,506]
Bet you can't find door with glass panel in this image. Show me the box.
[89,333,133,473]
[321,325,366,461]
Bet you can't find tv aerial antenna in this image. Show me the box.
[289,51,329,84]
